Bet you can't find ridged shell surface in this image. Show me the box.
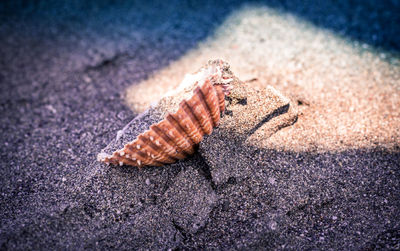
[102,79,227,167]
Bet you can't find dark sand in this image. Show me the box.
[1,1,399,250]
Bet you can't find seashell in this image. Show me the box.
[98,60,233,167]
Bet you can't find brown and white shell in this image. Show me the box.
[98,60,233,167]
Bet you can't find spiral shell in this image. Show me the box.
[98,61,232,167]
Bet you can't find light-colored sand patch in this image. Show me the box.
[125,4,400,152]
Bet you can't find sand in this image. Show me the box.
[125,5,400,153]
[1,1,399,250]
